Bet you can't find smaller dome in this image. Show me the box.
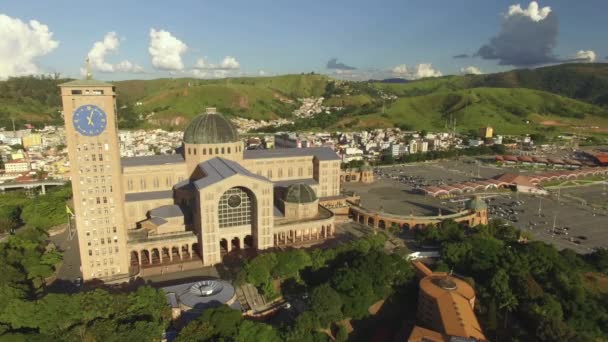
[183,108,239,144]
[467,196,487,211]
[285,183,317,204]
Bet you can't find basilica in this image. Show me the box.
[60,79,343,281]
[122,108,342,273]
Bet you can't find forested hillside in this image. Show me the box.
[2,64,608,135]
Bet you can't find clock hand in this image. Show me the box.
[87,112,94,126]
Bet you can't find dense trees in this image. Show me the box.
[177,305,280,342]
[0,183,72,232]
[0,227,170,341]
[427,219,608,340]
[233,234,415,340]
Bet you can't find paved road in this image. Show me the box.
[47,224,82,293]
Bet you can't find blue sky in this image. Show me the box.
[1,0,606,80]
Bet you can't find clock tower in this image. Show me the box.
[59,77,128,281]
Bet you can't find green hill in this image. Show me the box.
[2,64,608,136]
[338,87,608,135]
[375,63,608,107]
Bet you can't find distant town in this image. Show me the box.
[0,121,597,184]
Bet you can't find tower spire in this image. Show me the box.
[85,57,92,80]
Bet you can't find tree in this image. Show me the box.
[441,242,472,267]
[331,269,376,319]
[273,249,311,280]
[310,284,343,327]
[335,323,348,342]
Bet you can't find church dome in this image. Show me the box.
[285,183,317,204]
[183,108,239,144]
[467,196,487,211]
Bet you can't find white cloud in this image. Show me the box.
[86,32,143,73]
[194,58,207,69]
[391,63,442,80]
[194,56,241,71]
[115,60,144,73]
[392,64,408,75]
[192,69,207,78]
[148,28,188,71]
[460,66,482,75]
[191,55,241,78]
[220,56,240,70]
[570,50,596,63]
[477,1,558,66]
[0,14,59,79]
[507,1,551,22]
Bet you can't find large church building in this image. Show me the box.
[60,79,340,281]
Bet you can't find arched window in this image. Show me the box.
[218,187,253,228]
[193,148,197,155]
[221,147,225,154]
[228,147,231,154]
[187,148,191,155]
[215,147,219,154]
[209,148,213,155]
[203,148,206,155]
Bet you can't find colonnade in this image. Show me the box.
[273,224,334,246]
[130,243,198,266]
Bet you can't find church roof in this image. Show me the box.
[149,204,184,219]
[125,190,174,202]
[243,146,340,161]
[285,183,317,204]
[122,154,184,168]
[194,157,270,190]
[59,79,113,87]
[183,109,239,144]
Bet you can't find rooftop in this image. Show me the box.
[194,157,270,190]
[122,154,184,168]
[149,204,184,219]
[183,109,239,144]
[59,79,113,87]
[419,274,485,341]
[243,146,340,161]
[285,183,318,203]
[125,190,174,202]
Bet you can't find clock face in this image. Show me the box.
[73,105,107,137]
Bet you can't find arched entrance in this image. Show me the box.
[244,235,254,248]
[141,250,150,264]
[231,237,240,250]
[192,243,199,259]
[130,251,139,266]
[367,217,374,227]
[171,246,180,260]
[181,245,190,258]
[220,239,228,253]
[151,248,160,264]
[162,247,171,262]
[379,220,386,229]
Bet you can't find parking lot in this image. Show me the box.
[488,191,608,253]
[345,159,608,254]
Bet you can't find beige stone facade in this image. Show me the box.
[59,85,340,281]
